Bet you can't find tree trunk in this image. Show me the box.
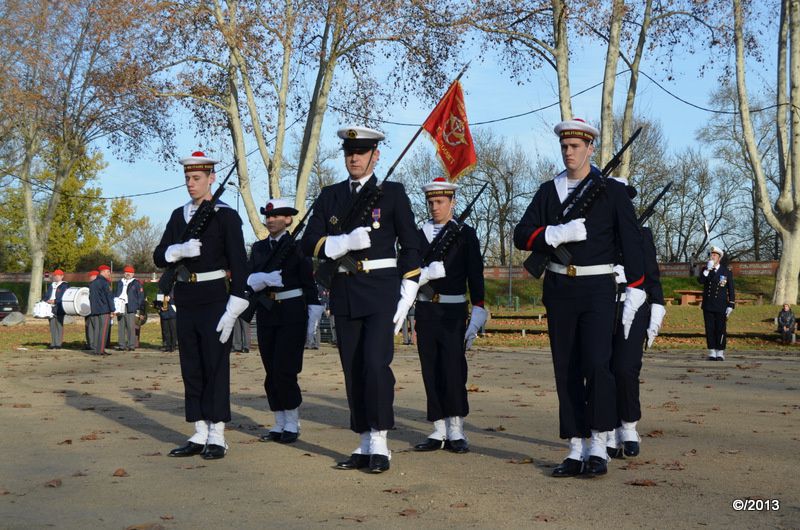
[552,0,572,119]
[773,229,800,304]
[619,0,651,179]
[599,0,624,167]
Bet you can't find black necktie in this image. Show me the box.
[351,181,360,196]
[269,239,276,251]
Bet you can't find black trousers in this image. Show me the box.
[92,314,112,355]
[545,284,617,439]
[256,321,305,412]
[415,317,469,421]
[703,310,727,350]
[160,318,177,350]
[335,311,395,433]
[611,304,649,424]
[177,301,231,423]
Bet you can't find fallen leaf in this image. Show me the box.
[383,488,407,494]
[646,430,664,438]
[682,449,698,457]
[341,515,367,523]
[72,471,88,477]
[398,508,418,517]
[80,433,102,441]
[450,502,469,508]
[485,425,506,432]
[45,479,62,488]
[534,514,554,522]
[506,458,534,464]
[0,489,10,495]
[112,468,129,477]
[141,452,162,457]
[625,479,657,487]
[57,439,72,445]
[159,515,174,521]
[663,460,686,471]
[125,524,165,530]
[12,403,31,408]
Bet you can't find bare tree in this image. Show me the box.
[118,218,163,273]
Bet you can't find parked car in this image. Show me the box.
[0,290,21,319]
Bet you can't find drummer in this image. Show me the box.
[43,269,69,349]
[88,265,116,356]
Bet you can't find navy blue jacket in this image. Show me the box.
[302,176,421,318]
[113,278,146,313]
[698,263,735,313]
[89,276,115,315]
[43,282,70,317]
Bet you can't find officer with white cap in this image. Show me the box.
[513,118,646,478]
[303,125,422,473]
[154,151,249,460]
[412,177,485,455]
[247,198,321,444]
[698,246,735,360]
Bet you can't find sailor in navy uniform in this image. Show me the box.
[88,265,116,355]
[153,151,249,460]
[247,198,321,444]
[412,177,486,455]
[113,265,145,351]
[513,119,646,478]
[605,182,667,459]
[302,126,421,474]
[698,246,735,361]
[44,269,70,349]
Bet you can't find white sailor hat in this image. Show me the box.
[337,126,385,150]
[260,197,298,217]
[710,246,724,258]
[554,118,600,143]
[180,151,219,172]
[422,177,459,199]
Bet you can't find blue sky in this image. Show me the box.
[100,36,770,244]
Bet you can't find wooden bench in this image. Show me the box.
[675,289,703,306]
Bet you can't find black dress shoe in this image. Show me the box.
[335,454,371,470]
[168,441,205,457]
[259,431,282,442]
[447,438,470,454]
[607,446,624,459]
[201,444,226,460]
[369,454,390,473]
[243,348,249,353]
[413,438,445,452]
[115,347,125,351]
[584,455,608,477]
[623,441,640,457]
[552,458,584,477]
[279,430,299,444]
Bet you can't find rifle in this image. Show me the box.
[315,64,472,289]
[418,181,489,299]
[522,127,642,278]
[157,160,238,295]
[637,181,672,227]
[241,203,315,322]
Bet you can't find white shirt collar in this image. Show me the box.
[349,173,374,191]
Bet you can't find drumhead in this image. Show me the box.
[33,301,53,318]
[62,287,91,317]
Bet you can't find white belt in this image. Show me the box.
[266,288,303,301]
[547,263,614,277]
[181,269,227,282]
[417,293,467,304]
[337,258,397,273]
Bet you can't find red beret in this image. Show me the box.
[98,265,111,272]
[53,269,64,275]
[88,270,99,277]
[123,265,135,273]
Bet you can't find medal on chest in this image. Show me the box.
[372,208,381,230]
[719,275,727,287]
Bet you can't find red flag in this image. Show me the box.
[422,81,476,182]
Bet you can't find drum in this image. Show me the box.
[114,297,126,314]
[62,287,91,317]
[32,301,53,319]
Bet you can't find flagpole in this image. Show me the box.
[383,62,472,181]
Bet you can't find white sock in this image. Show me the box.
[588,430,609,460]
[352,431,371,455]
[284,408,300,433]
[188,420,209,444]
[369,429,391,458]
[709,349,717,358]
[429,419,446,441]
[605,430,619,449]
[567,437,584,461]
[620,421,640,442]
[207,421,227,448]
[446,416,466,441]
[717,350,725,359]
[270,410,286,433]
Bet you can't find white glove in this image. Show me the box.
[544,218,587,247]
[646,303,666,348]
[725,306,733,318]
[246,271,283,292]
[621,287,647,339]
[392,279,419,335]
[306,304,324,343]
[164,239,202,263]
[324,227,372,259]
[707,260,715,270]
[613,264,627,285]
[419,261,446,286]
[465,305,489,350]
[216,295,250,344]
